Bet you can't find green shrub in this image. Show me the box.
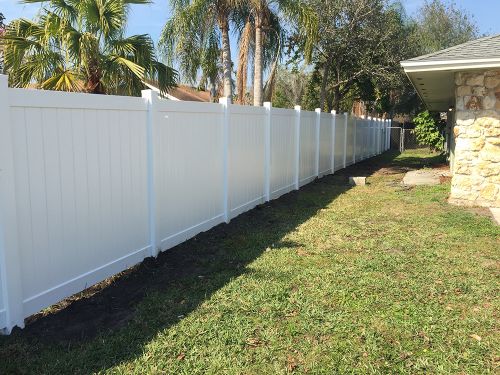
[413,110,445,151]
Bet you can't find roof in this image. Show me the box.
[169,85,211,102]
[401,34,500,111]
[404,34,500,63]
[143,80,211,102]
[401,34,500,73]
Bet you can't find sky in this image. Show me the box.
[2,0,499,39]
[1,0,500,76]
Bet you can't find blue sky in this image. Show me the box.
[2,0,500,40]
[1,0,499,75]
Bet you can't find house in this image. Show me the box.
[402,35,500,208]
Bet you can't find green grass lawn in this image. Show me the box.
[1,150,499,374]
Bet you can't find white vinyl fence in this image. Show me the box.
[0,74,391,333]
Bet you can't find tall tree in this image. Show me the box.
[271,65,309,108]
[162,0,241,101]
[2,0,177,95]
[415,0,479,54]
[248,0,317,106]
[291,0,414,114]
[233,6,284,104]
[0,12,5,72]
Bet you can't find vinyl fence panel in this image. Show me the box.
[334,114,345,171]
[228,105,267,218]
[299,111,317,186]
[319,113,333,177]
[154,100,225,250]
[7,89,150,319]
[269,107,297,199]
[0,76,390,334]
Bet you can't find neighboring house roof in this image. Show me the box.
[401,34,500,111]
[143,81,211,102]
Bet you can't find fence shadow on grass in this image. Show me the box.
[0,150,437,373]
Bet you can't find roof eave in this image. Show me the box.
[401,58,500,73]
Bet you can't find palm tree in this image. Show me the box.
[248,0,317,106]
[162,0,241,101]
[234,7,283,104]
[1,0,177,96]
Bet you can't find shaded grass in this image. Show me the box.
[0,149,498,374]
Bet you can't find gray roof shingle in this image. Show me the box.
[405,34,500,62]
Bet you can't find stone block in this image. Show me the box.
[466,74,485,86]
[485,76,500,89]
[487,137,500,145]
[476,116,500,128]
[465,96,482,110]
[456,111,476,126]
[472,86,486,96]
[483,95,496,110]
[457,85,471,96]
[480,184,499,201]
[465,125,482,138]
[480,143,500,162]
[484,127,500,137]
[349,177,366,186]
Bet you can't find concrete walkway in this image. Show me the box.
[490,208,500,225]
[402,169,451,186]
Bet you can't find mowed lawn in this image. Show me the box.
[1,150,498,374]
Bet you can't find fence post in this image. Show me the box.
[220,97,230,223]
[294,105,301,190]
[315,108,321,177]
[384,119,389,152]
[378,119,384,155]
[367,117,372,157]
[372,117,376,156]
[331,110,336,174]
[343,113,348,168]
[353,117,357,164]
[263,102,272,202]
[141,90,161,257]
[0,75,25,334]
[388,119,392,151]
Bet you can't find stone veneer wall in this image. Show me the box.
[452,70,500,207]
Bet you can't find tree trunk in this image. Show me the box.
[253,13,264,106]
[332,85,341,113]
[319,55,333,111]
[219,17,233,101]
[236,20,252,104]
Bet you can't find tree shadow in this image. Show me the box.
[0,150,415,373]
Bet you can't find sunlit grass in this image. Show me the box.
[1,150,498,374]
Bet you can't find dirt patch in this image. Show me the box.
[10,183,332,344]
[14,214,237,342]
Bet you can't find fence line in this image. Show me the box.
[0,75,391,334]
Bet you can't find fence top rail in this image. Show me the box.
[8,87,147,112]
[301,110,316,118]
[228,104,267,115]
[156,97,223,114]
[270,107,297,116]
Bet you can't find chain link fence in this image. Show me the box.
[388,123,427,152]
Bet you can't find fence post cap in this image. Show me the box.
[315,108,321,113]
[263,102,272,109]
[331,110,336,115]
[219,97,230,105]
[294,105,301,111]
